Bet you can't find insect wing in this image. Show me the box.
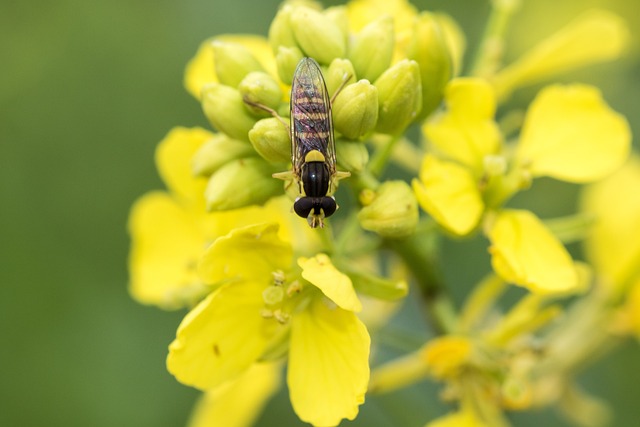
[290,58,336,177]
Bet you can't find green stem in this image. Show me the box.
[469,0,521,78]
[385,231,457,334]
[368,133,402,177]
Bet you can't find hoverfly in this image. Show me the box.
[274,57,350,228]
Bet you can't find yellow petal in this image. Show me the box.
[188,363,280,427]
[517,84,630,183]
[492,9,630,100]
[421,336,472,380]
[487,210,579,294]
[198,223,293,285]
[412,154,484,236]
[167,281,282,390]
[288,298,370,426]
[580,156,640,291]
[298,254,362,312]
[156,127,212,207]
[128,192,207,309]
[426,409,488,427]
[184,35,277,99]
[423,78,501,174]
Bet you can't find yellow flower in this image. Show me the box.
[187,363,281,427]
[580,156,640,293]
[487,210,579,295]
[426,409,489,427]
[421,335,473,380]
[516,84,631,183]
[423,78,501,175]
[413,154,484,236]
[492,9,630,100]
[167,223,370,427]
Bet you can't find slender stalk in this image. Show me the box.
[469,0,521,78]
[385,231,457,334]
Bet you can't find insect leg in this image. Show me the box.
[242,95,290,136]
[330,73,353,105]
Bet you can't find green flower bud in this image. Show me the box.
[332,79,378,140]
[325,58,357,97]
[324,6,349,44]
[407,12,453,120]
[205,157,281,211]
[268,5,297,51]
[201,83,256,142]
[374,59,422,134]
[358,180,418,238]
[336,140,369,173]
[248,117,291,164]
[349,16,395,82]
[212,40,264,88]
[192,134,255,176]
[238,71,283,115]
[290,6,346,64]
[344,268,408,301]
[276,46,304,85]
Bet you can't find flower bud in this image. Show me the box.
[325,58,357,97]
[205,158,281,211]
[374,60,422,134]
[324,6,349,44]
[201,83,256,142]
[268,5,296,51]
[358,180,418,238]
[347,269,408,301]
[192,134,255,176]
[349,16,395,82]
[238,71,283,114]
[276,45,304,85]
[212,40,265,88]
[336,140,369,173]
[332,80,378,140]
[290,6,346,64]
[248,117,291,164]
[407,12,453,120]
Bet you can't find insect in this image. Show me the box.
[244,58,351,228]
[272,58,350,228]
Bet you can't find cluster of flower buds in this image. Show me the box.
[184,0,456,237]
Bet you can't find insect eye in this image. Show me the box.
[293,197,314,219]
[320,197,337,218]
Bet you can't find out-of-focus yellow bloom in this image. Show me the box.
[413,154,484,235]
[487,210,579,295]
[425,408,488,427]
[167,223,370,427]
[492,9,630,100]
[516,84,631,183]
[424,78,501,175]
[421,335,473,380]
[581,156,640,292]
[188,363,280,427]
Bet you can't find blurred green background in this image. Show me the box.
[1,0,639,426]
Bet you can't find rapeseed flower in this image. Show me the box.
[127,0,637,426]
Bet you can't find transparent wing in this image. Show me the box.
[290,58,335,177]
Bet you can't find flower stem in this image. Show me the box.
[469,0,521,78]
[385,231,457,334]
[368,133,402,177]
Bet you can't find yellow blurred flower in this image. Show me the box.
[421,335,473,380]
[492,9,630,100]
[581,156,640,293]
